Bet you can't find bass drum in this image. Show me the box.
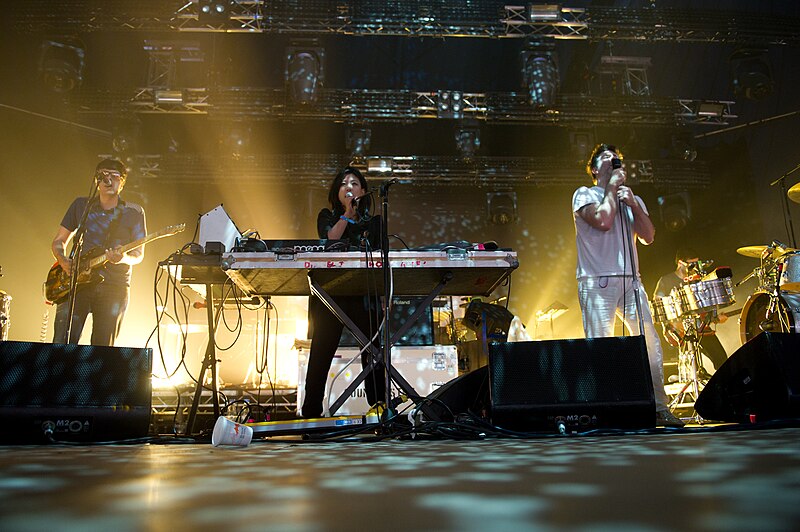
[739,291,800,344]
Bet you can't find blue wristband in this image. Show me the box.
[340,215,356,224]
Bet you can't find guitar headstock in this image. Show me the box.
[161,223,186,236]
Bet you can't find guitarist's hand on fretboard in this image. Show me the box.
[106,246,125,264]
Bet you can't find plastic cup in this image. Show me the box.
[211,416,253,447]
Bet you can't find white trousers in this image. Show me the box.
[577,276,668,411]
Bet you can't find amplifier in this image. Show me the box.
[297,345,458,416]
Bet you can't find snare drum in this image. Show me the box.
[672,278,735,316]
[650,295,680,323]
[779,252,800,292]
[0,290,10,341]
[739,291,800,344]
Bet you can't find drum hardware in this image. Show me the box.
[657,270,736,422]
[666,312,715,422]
[738,290,800,344]
[0,289,11,342]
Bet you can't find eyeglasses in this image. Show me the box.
[97,170,122,181]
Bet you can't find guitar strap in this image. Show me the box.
[103,204,124,249]
[98,204,124,278]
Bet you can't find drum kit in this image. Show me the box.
[735,242,800,343]
[650,266,736,414]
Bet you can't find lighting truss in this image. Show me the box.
[676,99,736,125]
[502,5,588,40]
[128,153,711,189]
[129,87,210,114]
[10,2,800,45]
[74,87,733,127]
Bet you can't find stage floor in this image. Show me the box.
[1,425,799,531]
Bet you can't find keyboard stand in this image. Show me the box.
[309,270,453,418]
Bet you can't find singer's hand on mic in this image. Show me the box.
[344,191,358,218]
[617,185,637,207]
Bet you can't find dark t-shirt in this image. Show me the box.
[317,208,382,250]
[61,197,147,286]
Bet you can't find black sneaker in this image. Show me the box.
[656,409,685,428]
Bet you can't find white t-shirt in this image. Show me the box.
[572,185,648,279]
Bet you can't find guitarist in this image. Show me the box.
[51,158,146,346]
[653,247,729,373]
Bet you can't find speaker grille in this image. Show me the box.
[489,336,655,431]
[0,342,152,408]
[0,341,153,442]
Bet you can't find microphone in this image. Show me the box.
[345,191,359,207]
[97,174,113,187]
[772,240,790,252]
[611,158,622,170]
[380,177,399,197]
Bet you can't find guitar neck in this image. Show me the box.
[85,227,182,270]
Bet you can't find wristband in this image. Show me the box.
[340,215,356,224]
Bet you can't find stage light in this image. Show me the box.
[696,102,725,117]
[346,127,371,157]
[487,191,518,225]
[111,120,140,156]
[672,135,697,162]
[455,127,480,159]
[437,91,463,119]
[198,0,234,23]
[154,90,183,104]
[731,48,773,101]
[367,157,392,173]
[38,39,85,94]
[286,44,325,105]
[222,123,251,159]
[527,4,562,21]
[521,43,559,107]
[658,192,691,232]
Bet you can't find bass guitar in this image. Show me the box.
[45,223,185,304]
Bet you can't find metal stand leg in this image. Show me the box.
[311,272,452,419]
[667,318,707,424]
[184,283,221,436]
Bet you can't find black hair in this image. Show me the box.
[585,143,622,181]
[675,246,700,264]
[95,158,127,184]
[327,166,371,215]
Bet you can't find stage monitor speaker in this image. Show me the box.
[489,336,655,432]
[0,341,153,443]
[695,332,800,423]
[423,365,490,422]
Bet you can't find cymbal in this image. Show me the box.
[790,182,800,204]
[737,244,797,258]
[737,245,772,258]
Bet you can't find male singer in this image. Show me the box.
[571,144,683,427]
[51,158,146,346]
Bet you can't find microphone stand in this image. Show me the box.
[379,178,398,413]
[63,179,100,343]
[769,161,800,249]
[618,187,645,336]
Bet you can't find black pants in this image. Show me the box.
[53,283,129,346]
[699,334,728,371]
[302,295,386,418]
